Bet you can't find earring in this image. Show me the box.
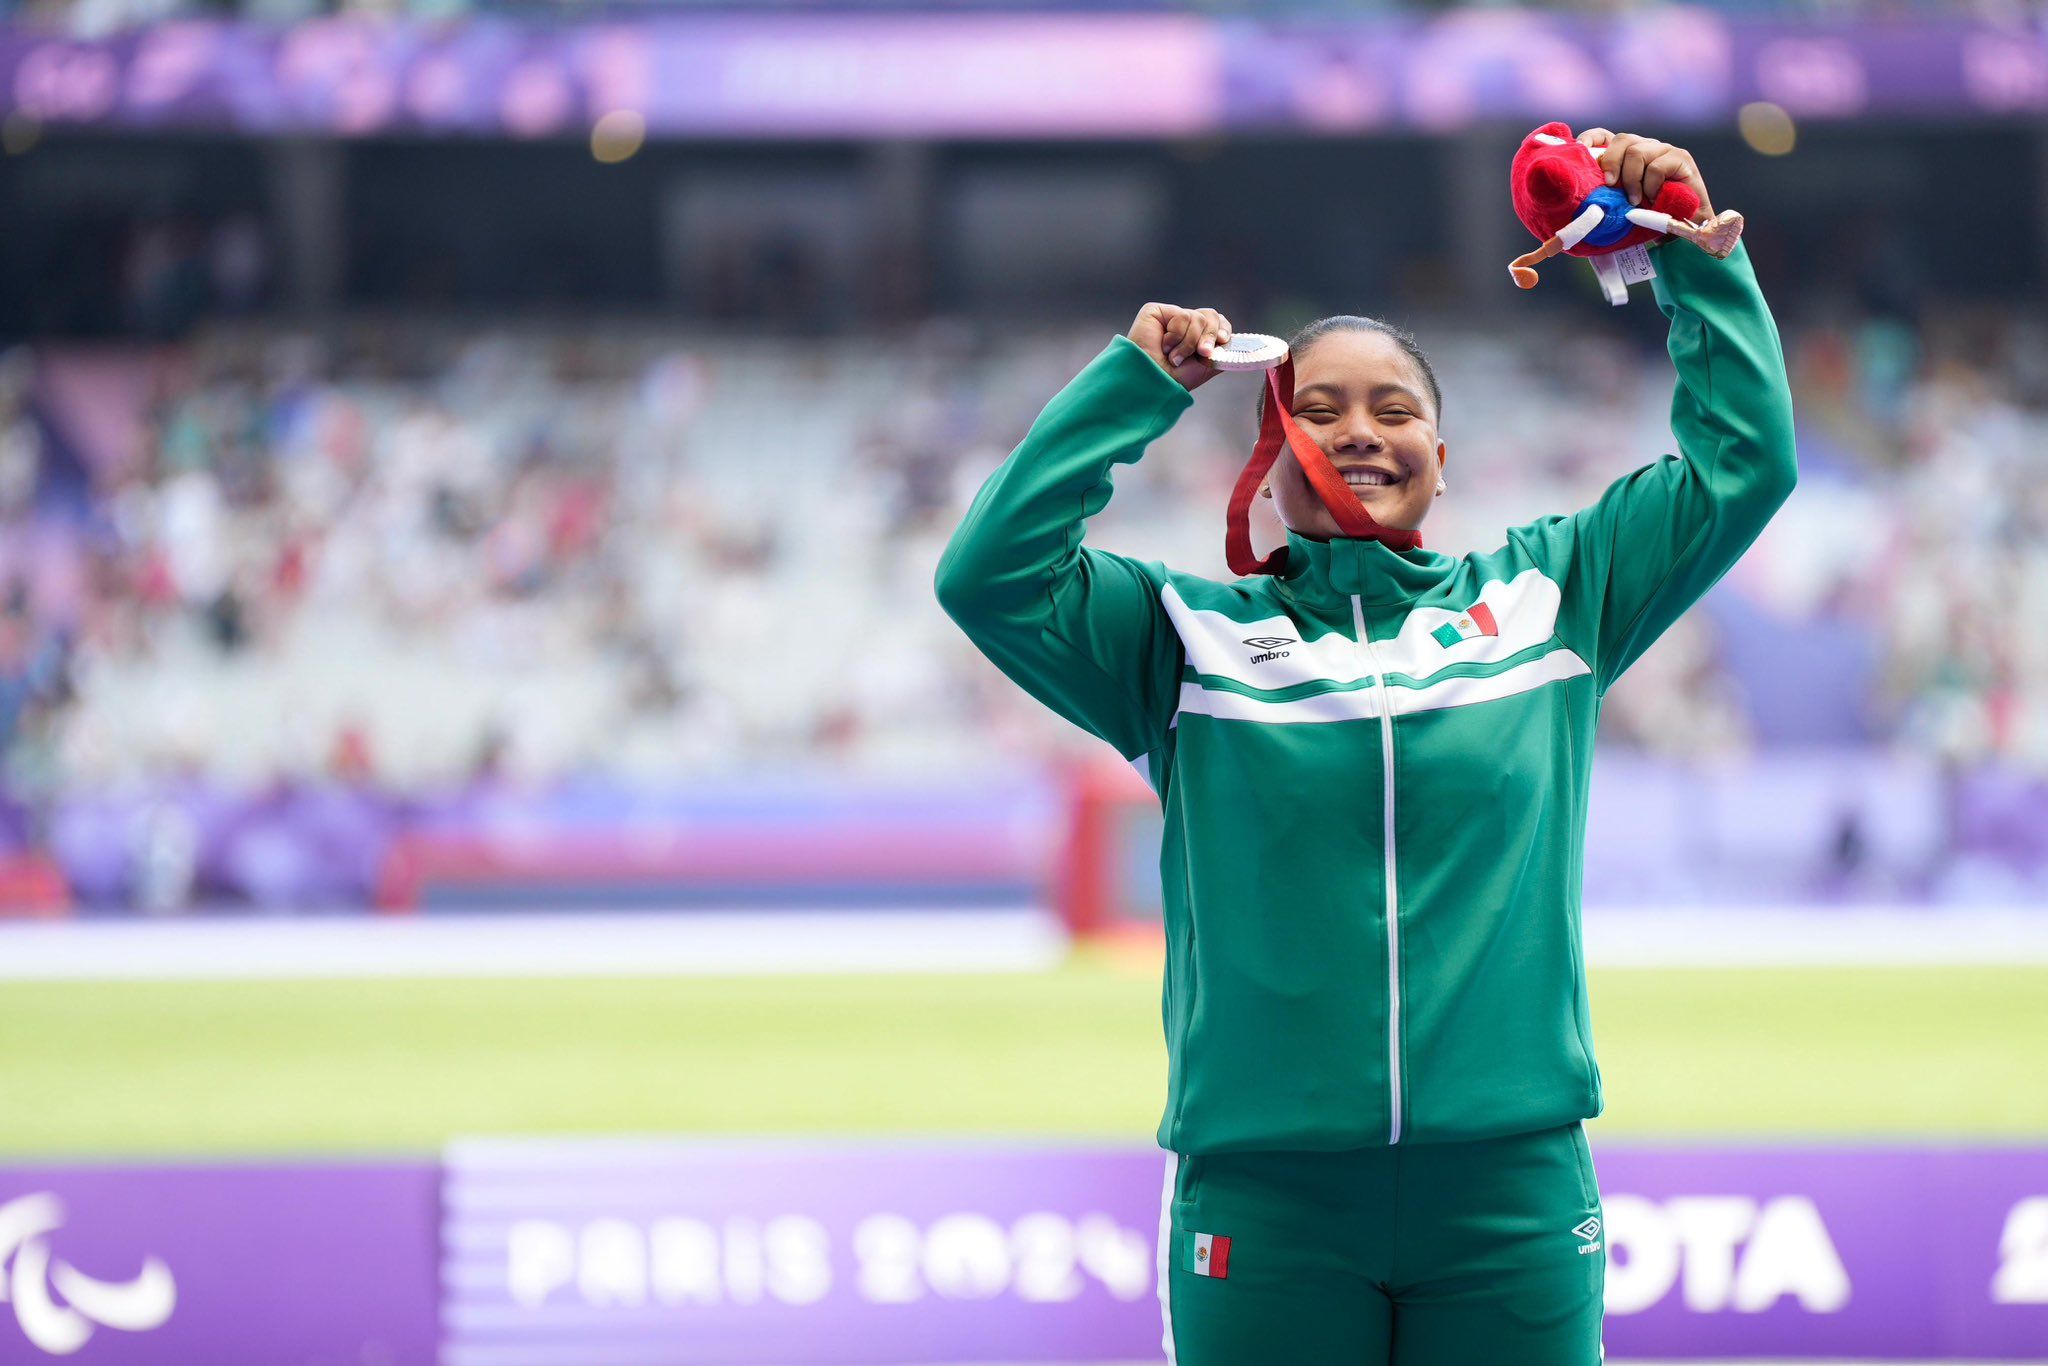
[1261,486,1272,499]
[1435,475,1447,495]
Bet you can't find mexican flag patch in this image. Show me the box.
[1430,602,1498,648]
[1187,1232,1232,1278]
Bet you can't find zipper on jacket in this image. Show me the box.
[1353,594,1403,1145]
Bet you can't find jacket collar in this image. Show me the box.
[1276,528,1454,608]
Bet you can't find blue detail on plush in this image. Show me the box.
[1575,186,1636,249]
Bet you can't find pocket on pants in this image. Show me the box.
[1567,1124,1600,1209]
[1175,1154,1207,1210]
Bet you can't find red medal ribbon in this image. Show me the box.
[1224,356,1422,578]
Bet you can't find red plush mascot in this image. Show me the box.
[1508,122,1743,304]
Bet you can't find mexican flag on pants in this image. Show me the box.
[1187,1232,1231,1278]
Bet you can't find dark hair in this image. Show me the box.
[1253,315,1443,429]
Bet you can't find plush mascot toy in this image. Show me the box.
[1508,121,1744,304]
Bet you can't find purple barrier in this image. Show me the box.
[2,1143,2042,1360]
[443,1138,2048,1362]
[0,1161,439,1363]
[43,772,1061,912]
[0,12,2043,140]
[442,1139,1167,1365]
[31,758,2048,913]
[1595,1146,2048,1360]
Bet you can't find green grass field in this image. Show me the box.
[3,951,2043,1157]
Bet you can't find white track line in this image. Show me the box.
[2,905,2042,981]
[1584,906,2048,966]
[0,908,1065,980]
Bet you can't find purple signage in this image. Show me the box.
[0,15,1211,140]
[1596,1146,2048,1360]
[4,1142,2043,1361]
[1221,11,2048,134]
[0,1161,439,1363]
[441,1139,1167,1365]
[441,1138,2048,1363]
[0,12,2043,141]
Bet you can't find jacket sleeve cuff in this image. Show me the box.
[1649,235,1756,311]
[1098,334,1198,423]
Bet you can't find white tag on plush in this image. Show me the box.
[1589,253,1628,306]
[1613,244,1658,286]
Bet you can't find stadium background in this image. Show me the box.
[0,0,2044,1362]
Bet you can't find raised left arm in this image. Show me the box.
[1548,237,1799,692]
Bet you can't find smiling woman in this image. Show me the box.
[933,133,1797,1366]
[1252,315,1449,542]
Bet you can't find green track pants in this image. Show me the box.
[1157,1122,1606,1365]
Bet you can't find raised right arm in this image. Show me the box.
[933,335,1192,761]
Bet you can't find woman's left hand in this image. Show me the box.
[1576,128,1713,219]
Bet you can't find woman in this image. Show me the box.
[934,131,1794,1364]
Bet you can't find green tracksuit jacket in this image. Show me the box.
[935,240,1796,1154]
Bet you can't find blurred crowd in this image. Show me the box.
[0,292,2044,812]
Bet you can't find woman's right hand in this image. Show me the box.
[1127,303,1234,392]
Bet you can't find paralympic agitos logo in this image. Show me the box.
[0,1193,176,1355]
